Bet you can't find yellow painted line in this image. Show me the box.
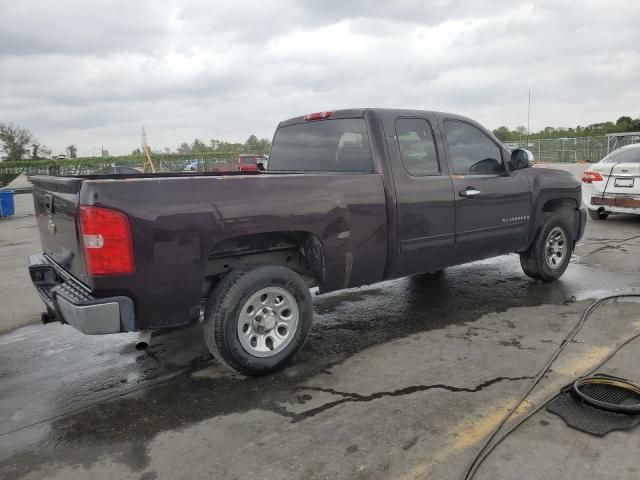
[397,345,617,480]
[551,346,611,377]
[398,399,526,480]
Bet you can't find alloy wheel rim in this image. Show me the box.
[545,226,567,269]
[237,286,299,358]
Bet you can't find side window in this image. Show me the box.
[444,120,505,175]
[396,118,440,176]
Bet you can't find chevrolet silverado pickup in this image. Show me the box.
[28,108,586,375]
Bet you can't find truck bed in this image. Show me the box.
[30,172,388,331]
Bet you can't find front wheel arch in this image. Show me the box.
[525,198,579,252]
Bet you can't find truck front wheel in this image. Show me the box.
[203,264,313,376]
[520,212,574,282]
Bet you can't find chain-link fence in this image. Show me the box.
[2,133,640,182]
[505,133,640,163]
[0,154,239,178]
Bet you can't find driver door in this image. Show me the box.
[441,118,531,263]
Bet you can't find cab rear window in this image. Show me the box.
[268,118,373,172]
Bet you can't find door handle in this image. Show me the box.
[459,188,481,198]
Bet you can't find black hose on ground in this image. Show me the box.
[572,375,640,414]
[464,293,640,480]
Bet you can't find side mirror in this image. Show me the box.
[510,149,534,170]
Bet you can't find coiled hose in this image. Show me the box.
[464,293,640,480]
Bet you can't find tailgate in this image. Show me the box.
[605,163,640,196]
[31,176,88,282]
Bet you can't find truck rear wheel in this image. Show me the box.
[520,212,574,282]
[203,264,313,376]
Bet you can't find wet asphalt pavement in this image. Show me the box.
[1,166,640,479]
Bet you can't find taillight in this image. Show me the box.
[582,171,604,183]
[304,111,332,121]
[79,206,134,276]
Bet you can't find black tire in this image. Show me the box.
[520,211,574,282]
[588,208,608,220]
[203,264,313,376]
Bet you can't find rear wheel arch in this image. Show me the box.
[202,231,326,295]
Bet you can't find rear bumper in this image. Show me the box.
[28,254,135,334]
[591,195,640,213]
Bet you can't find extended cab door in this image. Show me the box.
[439,117,531,263]
[380,112,456,276]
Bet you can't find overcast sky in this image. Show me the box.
[1,0,639,156]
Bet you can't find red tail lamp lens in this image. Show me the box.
[79,206,134,276]
[581,171,603,183]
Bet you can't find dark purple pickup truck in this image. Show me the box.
[28,108,586,375]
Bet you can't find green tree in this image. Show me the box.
[514,126,527,142]
[257,137,271,153]
[66,144,77,158]
[492,126,512,141]
[615,116,635,132]
[40,144,52,159]
[191,138,208,153]
[31,142,40,160]
[244,134,260,151]
[131,148,143,155]
[244,135,271,154]
[496,115,640,142]
[0,123,33,161]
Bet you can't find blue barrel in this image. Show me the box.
[0,190,15,218]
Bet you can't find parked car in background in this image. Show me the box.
[238,154,267,172]
[183,160,198,172]
[28,108,585,375]
[208,155,267,173]
[582,143,640,219]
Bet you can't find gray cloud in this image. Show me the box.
[1,0,639,156]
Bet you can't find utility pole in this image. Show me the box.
[141,128,147,151]
[141,127,156,173]
[526,89,531,147]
